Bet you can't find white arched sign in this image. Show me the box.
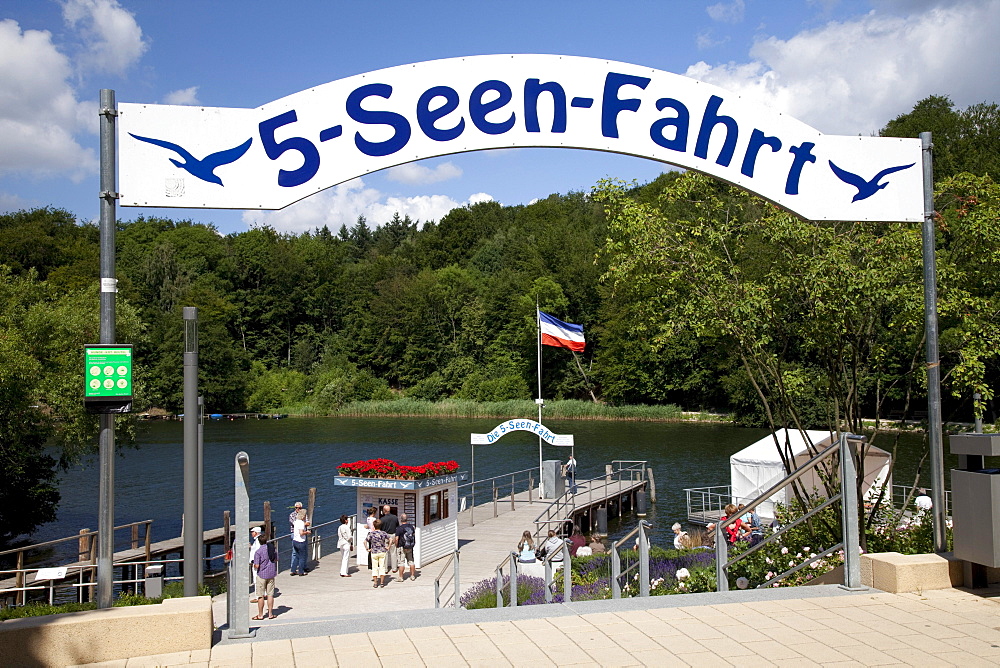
[118,54,922,222]
[471,419,573,446]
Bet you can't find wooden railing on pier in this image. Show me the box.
[0,520,152,605]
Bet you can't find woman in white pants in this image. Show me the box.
[337,514,354,577]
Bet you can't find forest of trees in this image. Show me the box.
[2,95,999,543]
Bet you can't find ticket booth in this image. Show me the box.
[335,472,466,568]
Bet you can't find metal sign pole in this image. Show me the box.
[197,395,205,586]
[840,433,863,589]
[229,452,254,638]
[96,88,117,609]
[183,307,199,596]
[920,131,947,553]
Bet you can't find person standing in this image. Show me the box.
[251,535,278,620]
[290,509,310,576]
[565,454,577,493]
[379,505,400,577]
[337,514,353,577]
[249,526,264,602]
[364,507,377,571]
[394,513,418,582]
[365,518,390,588]
[289,501,304,534]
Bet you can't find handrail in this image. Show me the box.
[494,552,518,608]
[0,520,153,557]
[718,440,839,530]
[715,432,865,591]
[611,520,650,598]
[532,463,646,541]
[461,467,537,526]
[458,467,536,492]
[433,549,460,608]
[542,538,572,603]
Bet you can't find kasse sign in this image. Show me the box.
[118,54,922,222]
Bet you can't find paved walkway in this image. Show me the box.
[77,585,1000,667]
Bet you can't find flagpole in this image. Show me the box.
[536,303,544,498]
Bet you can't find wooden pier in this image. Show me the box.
[206,463,653,627]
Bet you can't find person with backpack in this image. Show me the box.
[394,513,418,582]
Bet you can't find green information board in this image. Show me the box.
[84,344,133,413]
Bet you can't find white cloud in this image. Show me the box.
[163,86,200,106]
[386,161,463,185]
[0,1,147,179]
[0,191,37,212]
[62,0,148,76]
[707,0,746,23]
[0,19,96,177]
[696,30,729,50]
[240,178,494,233]
[685,1,1000,135]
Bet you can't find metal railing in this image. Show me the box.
[0,555,195,606]
[686,482,953,526]
[433,550,461,608]
[542,538,572,603]
[611,520,651,598]
[715,433,865,591]
[266,515,356,574]
[685,486,757,525]
[890,484,952,517]
[533,460,648,541]
[459,467,536,526]
[0,520,153,606]
[494,552,519,608]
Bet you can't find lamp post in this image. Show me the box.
[183,307,200,596]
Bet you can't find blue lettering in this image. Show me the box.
[470,80,515,135]
[785,142,817,195]
[741,129,782,177]
[346,83,411,157]
[650,98,689,152]
[695,95,738,167]
[524,79,567,133]
[601,72,650,138]
[417,86,464,142]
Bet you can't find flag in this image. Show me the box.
[538,310,585,352]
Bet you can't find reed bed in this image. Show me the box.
[277,398,685,421]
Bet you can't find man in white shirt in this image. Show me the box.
[291,510,310,576]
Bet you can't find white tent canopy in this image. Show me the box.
[730,429,892,519]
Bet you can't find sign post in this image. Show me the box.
[96,88,119,609]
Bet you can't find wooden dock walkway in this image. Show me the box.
[210,472,650,628]
[0,522,263,602]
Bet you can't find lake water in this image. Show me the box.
[27,417,945,566]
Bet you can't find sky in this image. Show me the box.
[1,0,998,235]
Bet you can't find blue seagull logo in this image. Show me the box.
[828,160,915,202]
[129,133,253,186]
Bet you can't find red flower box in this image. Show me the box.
[337,458,460,480]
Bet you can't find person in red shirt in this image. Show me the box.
[720,503,748,545]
